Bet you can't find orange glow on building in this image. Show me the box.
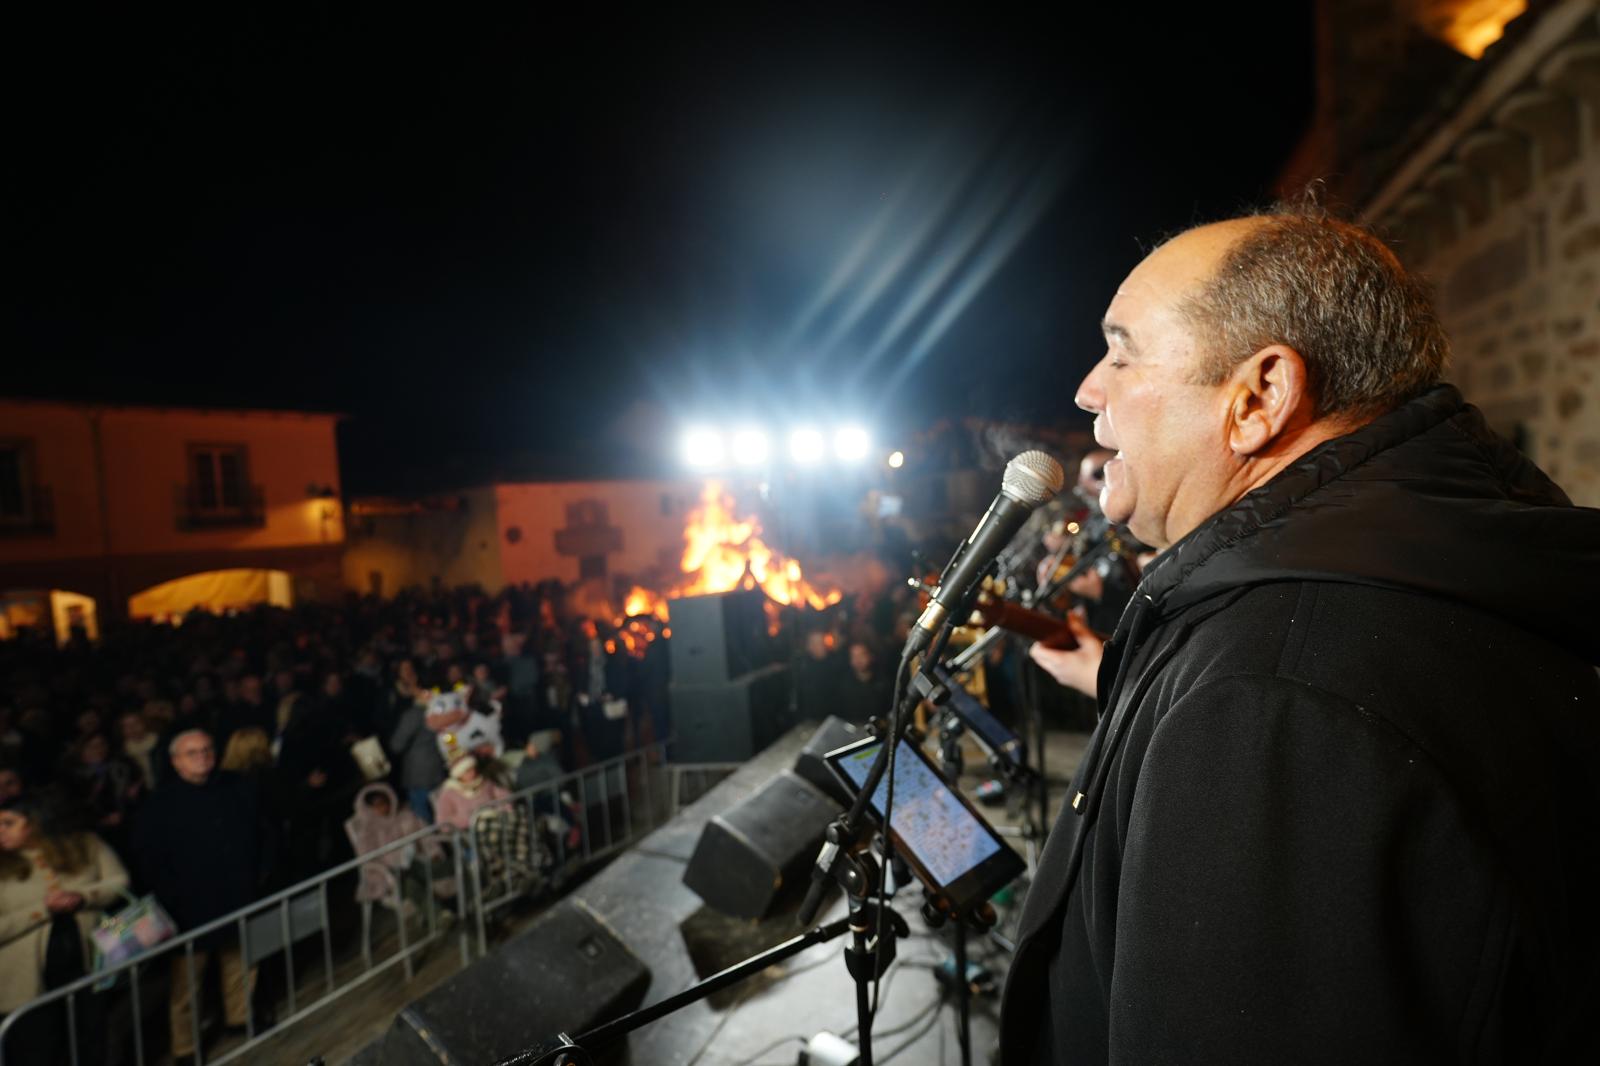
[1418,0,1526,59]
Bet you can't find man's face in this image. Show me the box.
[1074,223,1248,548]
[0,771,22,803]
[848,644,872,676]
[240,676,262,704]
[171,733,216,785]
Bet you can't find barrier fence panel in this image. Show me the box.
[0,740,738,1065]
[666,761,743,814]
[469,743,669,956]
[0,822,467,1066]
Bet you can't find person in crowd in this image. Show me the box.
[219,726,273,776]
[1001,205,1600,1063]
[117,709,158,789]
[0,791,128,1066]
[433,754,509,833]
[389,683,446,824]
[375,658,421,751]
[346,783,437,914]
[211,673,273,753]
[570,622,628,763]
[133,729,265,1064]
[61,732,143,863]
[791,629,844,721]
[0,767,21,805]
[835,639,892,723]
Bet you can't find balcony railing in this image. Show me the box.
[0,485,55,537]
[175,483,267,531]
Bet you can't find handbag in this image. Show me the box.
[351,735,392,781]
[90,890,178,988]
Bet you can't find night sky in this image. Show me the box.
[8,6,1312,493]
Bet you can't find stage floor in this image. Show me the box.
[255,725,1091,1066]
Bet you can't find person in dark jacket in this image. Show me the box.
[1002,206,1600,1065]
[389,687,445,823]
[835,639,892,723]
[133,728,266,1062]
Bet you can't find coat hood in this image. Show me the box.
[1128,385,1600,665]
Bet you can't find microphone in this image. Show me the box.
[905,450,1064,656]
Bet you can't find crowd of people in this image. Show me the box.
[0,572,954,1062]
[0,581,685,1063]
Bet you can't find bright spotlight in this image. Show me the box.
[731,428,770,466]
[682,428,724,469]
[887,450,905,469]
[789,428,825,464]
[834,426,870,463]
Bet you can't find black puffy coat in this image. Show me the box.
[133,771,265,937]
[1000,386,1600,1065]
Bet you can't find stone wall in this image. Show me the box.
[1371,5,1600,506]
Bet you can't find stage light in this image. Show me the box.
[731,428,770,466]
[789,428,825,464]
[834,426,870,462]
[887,450,905,469]
[683,428,724,469]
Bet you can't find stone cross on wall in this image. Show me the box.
[554,499,623,579]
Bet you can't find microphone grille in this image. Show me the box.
[1002,450,1066,505]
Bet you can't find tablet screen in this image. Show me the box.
[832,739,1002,887]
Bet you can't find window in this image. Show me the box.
[188,444,249,513]
[0,444,26,521]
[179,443,262,530]
[0,441,49,533]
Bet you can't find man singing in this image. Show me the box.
[1002,204,1600,1064]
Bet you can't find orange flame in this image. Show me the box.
[622,586,670,622]
[612,482,841,630]
[675,481,842,610]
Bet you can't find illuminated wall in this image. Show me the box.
[0,400,345,621]
[494,479,703,588]
[342,487,505,596]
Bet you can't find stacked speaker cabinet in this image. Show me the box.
[668,589,793,762]
[377,899,650,1064]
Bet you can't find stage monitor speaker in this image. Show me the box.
[378,898,650,1065]
[682,769,842,919]
[668,589,775,684]
[669,663,793,762]
[793,716,867,806]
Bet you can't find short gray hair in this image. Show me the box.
[1179,201,1448,418]
[168,728,212,757]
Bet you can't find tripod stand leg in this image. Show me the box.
[955,921,971,1066]
[856,958,874,1066]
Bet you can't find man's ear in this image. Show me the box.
[1226,344,1312,456]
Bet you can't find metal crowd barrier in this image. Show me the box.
[0,743,738,1066]
[0,820,468,1066]
[466,742,673,956]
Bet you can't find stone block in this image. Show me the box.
[1443,235,1528,313]
[1562,223,1600,261]
[1559,182,1587,225]
[1520,351,1549,380]
[1573,339,1600,360]
[1557,389,1585,419]
[1487,362,1517,391]
[1553,318,1586,340]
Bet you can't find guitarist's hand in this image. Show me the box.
[1029,611,1103,698]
